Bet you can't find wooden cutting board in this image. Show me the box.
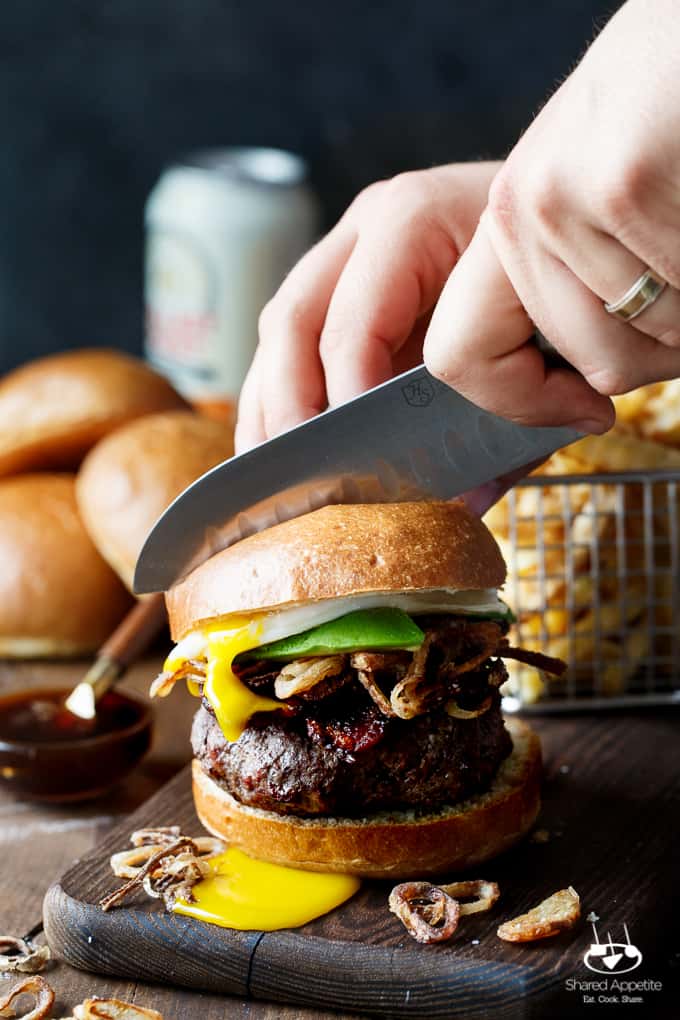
[43,713,680,1018]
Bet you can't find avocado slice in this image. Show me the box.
[245,607,425,662]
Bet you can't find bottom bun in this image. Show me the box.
[192,717,541,878]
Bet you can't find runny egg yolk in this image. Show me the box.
[173,847,360,930]
[163,615,281,742]
[163,623,361,931]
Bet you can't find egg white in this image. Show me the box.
[168,588,508,665]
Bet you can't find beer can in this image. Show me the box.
[144,148,320,415]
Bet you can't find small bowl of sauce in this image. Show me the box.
[0,687,152,801]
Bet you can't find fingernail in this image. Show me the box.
[568,419,611,435]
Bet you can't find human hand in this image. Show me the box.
[424,0,680,433]
[235,161,500,452]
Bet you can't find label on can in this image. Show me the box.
[145,229,218,386]
[144,148,319,405]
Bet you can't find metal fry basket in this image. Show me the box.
[494,470,680,711]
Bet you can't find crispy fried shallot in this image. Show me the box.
[390,622,503,719]
[69,999,163,1020]
[390,877,500,943]
[150,660,205,699]
[388,882,461,944]
[389,630,437,719]
[447,621,504,677]
[274,655,346,700]
[130,826,181,847]
[438,879,500,916]
[100,837,197,911]
[110,836,223,880]
[497,887,581,942]
[103,826,225,911]
[496,641,567,678]
[444,694,493,719]
[142,851,211,908]
[0,975,54,1020]
[0,938,50,975]
[350,652,399,717]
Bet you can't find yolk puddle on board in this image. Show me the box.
[173,847,360,930]
[164,616,281,742]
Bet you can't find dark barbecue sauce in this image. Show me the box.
[0,687,141,744]
[0,686,151,801]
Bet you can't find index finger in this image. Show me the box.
[320,204,463,406]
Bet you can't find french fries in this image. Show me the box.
[486,424,680,702]
[615,380,680,448]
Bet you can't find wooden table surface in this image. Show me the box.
[2,655,679,1019]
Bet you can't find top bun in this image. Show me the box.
[166,500,506,640]
[0,348,187,477]
[77,411,234,590]
[0,474,131,657]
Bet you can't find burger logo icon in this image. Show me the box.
[584,919,643,975]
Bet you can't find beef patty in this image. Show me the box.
[191,688,512,817]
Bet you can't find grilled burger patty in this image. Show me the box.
[186,616,563,817]
[191,688,512,817]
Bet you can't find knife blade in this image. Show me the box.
[134,365,580,593]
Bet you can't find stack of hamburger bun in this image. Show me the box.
[0,349,233,658]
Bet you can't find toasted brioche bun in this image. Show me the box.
[0,348,187,477]
[77,411,234,590]
[193,717,540,877]
[166,500,506,641]
[0,474,132,657]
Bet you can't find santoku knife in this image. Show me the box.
[134,365,580,593]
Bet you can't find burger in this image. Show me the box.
[153,501,561,878]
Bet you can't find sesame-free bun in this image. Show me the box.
[77,411,234,590]
[193,717,540,878]
[0,475,132,657]
[0,348,187,477]
[166,500,506,641]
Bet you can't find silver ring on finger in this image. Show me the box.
[604,268,667,323]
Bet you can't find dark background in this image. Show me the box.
[0,1,620,374]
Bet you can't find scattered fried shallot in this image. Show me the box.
[142,851,211,909]
[110,836,223,880]
[101,838,197,912]
[388,882,461,944]
[129,827,181,847]
[390,877,500,944]
[0,975,54,1020]
[438,880,500,916]
[102,828,225,913]
[0,938,50,975]
[68,998,163,1019]
[497,887,581,942]
[274,655,346,700]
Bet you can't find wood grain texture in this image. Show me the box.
[42,709,680,1018]
[1,657,358,1018]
